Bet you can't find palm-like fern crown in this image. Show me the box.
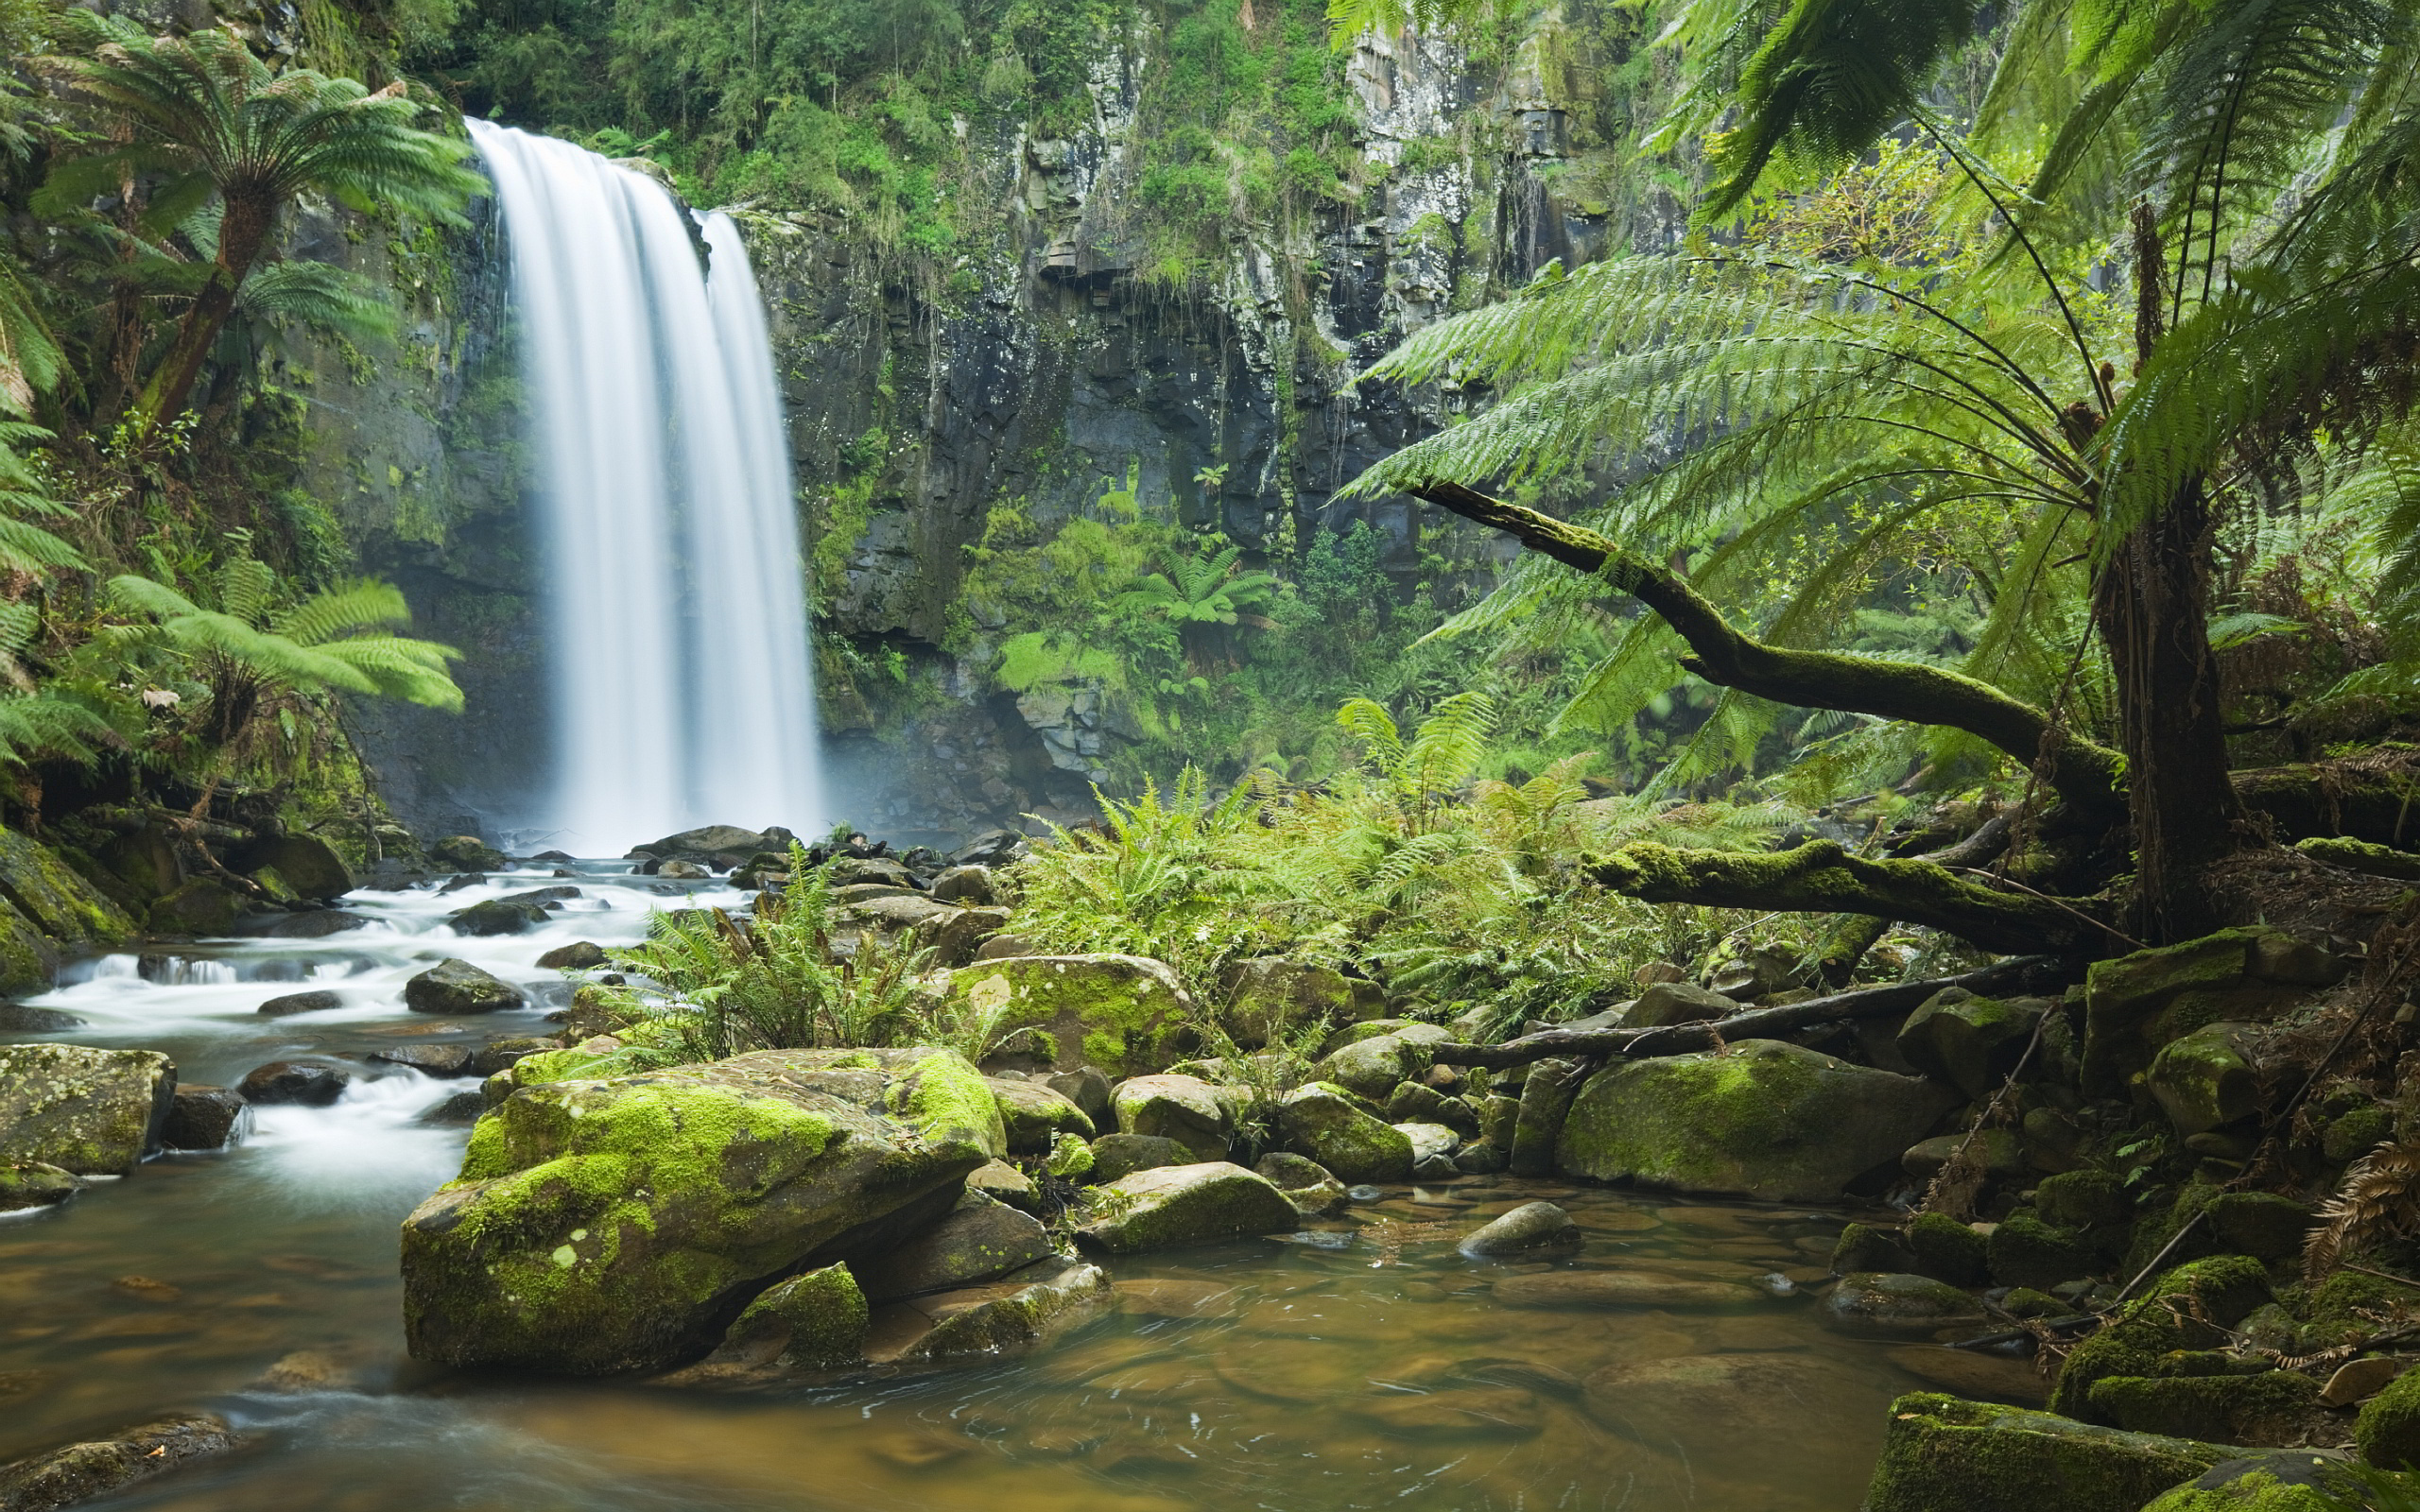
[51,15,480,227]
[1335,0,2420,785]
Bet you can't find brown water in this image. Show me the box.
[0,865,2034,1512]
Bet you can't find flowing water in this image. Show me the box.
[0,867,2054,1512]
[467,120,824,852]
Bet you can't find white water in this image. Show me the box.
[467,120,824,852]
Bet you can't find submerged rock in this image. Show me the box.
[446,899,552,936]
[0,1160,81,1212]
[0,1043,176,1175]
[1495,1271,1751,1309]
[0,1005,82,1032]
[1074,1161,1297,1253]
[403,958,524,1015]
[1821,1272,1989,1337]
[862,1256,1112,1367]
[856,1191,1057,1301]
[237,1059,350,1107]
[400,1046,995,1374]
[1459,1201,1581,1257]
[1555,1039,1953,1202]
[0,1413,242,1511]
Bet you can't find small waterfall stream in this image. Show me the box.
[467,121,823,852]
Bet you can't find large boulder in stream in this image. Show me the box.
[0,1044,175,1175]
[400,1045,1000,1374]
[403,957,525,1015]
[1555,1039,1954,1202]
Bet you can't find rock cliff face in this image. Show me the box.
[316,9,1668,845]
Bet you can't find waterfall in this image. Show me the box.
[467,121,824,853]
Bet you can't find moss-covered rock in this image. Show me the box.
[1863,1392,2237,1512]
[698,1263,869,1373]
[1510,1056,1587,1177]
[1834,1221,1918,1274]
[1074,1161,1297,1253]
[1224,957,1380,1045]
[233,833,354,902]
[1909,1211,1994,1287]
[2323,1104,2394,1163]
[1277,1081,1413,1183]
[147,878,249,937]
[1254,1151,1346,1215]
[2083,932,2259,1096]
[2141,1464,2356,1512]
[403,957,525,1015]
[1897,989,2048,1102]
[2052,1256,2273,1418]
[1821,1272,1987,1336]
[0,826,136,950]
[0,1413,241,1512]
[1111,1074,1236,1161]
[0,1160,81,1211]
[855,1190,1055,1301]
[1905,1129,2027,1182]
[431,834,508,870]
[1555,1039,1954,1202]
[2357,1365,2420,1469]
[1087,1131,1187,1182]
[2086,1370,2325,1446]
[1313,1032,1436,1101]
[2204,1194,2311,1263]
[1990,1211,2101,1291]
[863,1255,1113,1366]
[399,1047,994,1374]
[947,954,1195,1076]
[0,1044,176,1175]
[2038,1170,2133,1231]
[2149,1023,2264,1136]
[989,1077,1093,1154]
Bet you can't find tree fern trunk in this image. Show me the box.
[2094,478,2247,941]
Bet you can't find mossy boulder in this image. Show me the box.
[1989,1211,2101,1291]
[0,825,135,952]
[2086,1370,2326,1446]
[1313,1032,1438,1101]
[399,1047,995,1374]
[2082,931,2323,1097]
[1073,1161,1297,1253]
[0,1044,176,1175]
[2142,1462,2363,1512]
[2357,1365,2420,1469]
[947,954,1196,1076]
[854,1190,1055,1301]
[0,1160,80,1211]
[2052,1256,2273,1418]
[1833,1221,1918,1274]
[403,957,526,1015]
[1111,1074,1237,1161]
[1908,1211,1994,1287]
[147,878,249,937]
[1224,957,1381,1045]
[1255,1151,1347,1216]
[1897,989,2049,1101]
[2204,1194,2311,1263]
[1625,980,1733,1028]
[431,834,508,870]
[862,1255,1113,1366]
[989,1077,1093,1154]
[1277,1081,1414,1183]
[233,833,354,902]
[1510,1056,1589,1177]
[2038,1170,2133,1231]
[1088,1131,1188,1182]
[2149,1023,2264,1136]
[1821,1272,1988,1337]
[1863,1392,2238,1512]
[692,1263,869,1375]
[1555,1039,1955,1202]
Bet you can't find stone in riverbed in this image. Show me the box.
[862,1256,1113,1366]
[1555,1038,1954,1202]
[1821,1272,1988,1337]
[1460,1201,1581,1257]
[1087,1132,1188,1183]
[262,910,367,939]
[446,899,552,936]
[1585,1353,1865,1466]
[416,1090,485,1126]
[0,1005,82,1032]
[671,1263,871,1382]
[403,958,524,1015]
[536,940,608,971]
[147,878,248,936]
[400,1045,995,1374]
[856,1191,1056,1302]
[0,1413,243,1511]
[966,1158,1039,1212]
[1254,1151,1346,1216]
[1074,1161,1297,1254]
[1276,1082,1413,1184]
[1896,988,2048,1102]
[1112,1074,1236,1161]
[1862,1392,2235,1512]
[0,1160,81,1212]
[1312,1028,1444,1100]
[1495,1270,1753,1309]
[1045,1066,1114,1127]
[368,1044,475,1077]
[989,1077,1093,1154]
[237,1059,349,1107]
[0,1043,176,1175]
[257,988,341,1017]
[430,834,507,870]
[161,1085,247,1149]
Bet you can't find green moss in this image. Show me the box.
[1910,1211,1993,1287]
[2143,1469,2354,1511]
[722,1263,868,1369]
[2358,1366,2420,1469]
[1864,1392,2234,1512]
[885,1049,1008,1158]
[2052,1256,2272,1418]
[2292,1270,2414,1347]
[1990,1211,2099,1291]
[2085,1369,2320,1442]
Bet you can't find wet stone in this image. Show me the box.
[237,1060,350,1107]
[1495,1270,1754,1309]
[256,988,341,1018]
[0,1005,82,1032]
[161,1085,247,1149]
[367,1044,475,1077]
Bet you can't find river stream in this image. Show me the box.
[0,864,2039,1511]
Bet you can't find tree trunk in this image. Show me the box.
[2094,478,2247,941]
[133,192,273,433]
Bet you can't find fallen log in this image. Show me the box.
[1429,954,2072,1069]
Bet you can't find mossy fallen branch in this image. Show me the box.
[1408,481,2130,820]
[1589,839,2106,955]
[1430,954,2069,1067]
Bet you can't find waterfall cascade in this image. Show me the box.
[467,120,823,852]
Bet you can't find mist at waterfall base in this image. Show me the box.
[468,121,824,854]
